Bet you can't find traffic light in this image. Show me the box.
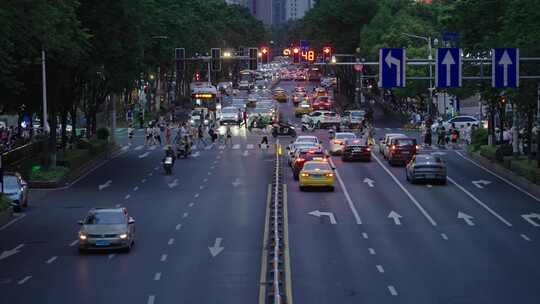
[195,72,201,81]
[292,47,300,64]
[249,47,258,70]
[211,48,221,72]
[322,46,332,62]
[260,47,269,64]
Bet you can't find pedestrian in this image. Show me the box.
[437,126,446,146]
[145,125,152,146]
[153,124,162,146]
[238,109,243,126]
[128,123,135,141]
[260,135,269,149]
[424,128,432,147]
[138,112,144,129]
[225,125,232,146]
[165,124,172,145]
[242,110,248,127]
[197,124,207,147]
[208,127,216,143]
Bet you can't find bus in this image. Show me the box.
[190,82,219,110]
[238,70,255,90]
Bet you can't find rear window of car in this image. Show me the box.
[303,162,331,171]
[336,133,356,140]
[85,212,126,225]
[221,107,236,113]
[2,175,19,191]
[296,137,318,144]
[395,138,416,146]
[416,155,442,163]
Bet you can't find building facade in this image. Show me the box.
[225,0,314,25]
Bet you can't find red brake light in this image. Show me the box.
[296,158,305,162]
[391,145,396,150]
[325,173,334,177]
[301,172,309,177]
[415,144,421,150]
[366,147,371,152]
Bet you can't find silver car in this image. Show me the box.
[78,208,136,252]
[2,173,28,212]
[406,154,447,184]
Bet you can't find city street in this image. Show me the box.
[2,80,540,304]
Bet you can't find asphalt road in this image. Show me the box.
[2,78,540,304]
[277,80,540,304]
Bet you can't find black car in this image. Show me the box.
[272,121,297,137]
[341,139,371,161]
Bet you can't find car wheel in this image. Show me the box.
[440,178,447,185]
[328,186,335,192]
[13,205,22,213]
[410,177,416,184]
[78,247,86,254]
[299,186,305,191]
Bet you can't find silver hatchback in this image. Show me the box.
[78,208,135,252]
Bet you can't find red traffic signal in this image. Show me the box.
[261,47,269,64]
[195,72,201,81]
[322,47,332,61]
[292,47,300,64]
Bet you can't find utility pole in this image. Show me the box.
[41,49,50,133]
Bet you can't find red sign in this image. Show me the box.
[354,64,364,72]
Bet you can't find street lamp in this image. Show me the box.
[403,33,437,117]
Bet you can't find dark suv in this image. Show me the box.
[342,139,371,161]
[387,137,418,166]
[292,148,327,180]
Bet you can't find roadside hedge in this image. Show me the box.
[0,195,11,212]
[29,165,70,182]
[470,128,488,151]
[511,159,540,184]
[479,145,497,161]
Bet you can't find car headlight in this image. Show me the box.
[190,119,195,124]
[79,234,87,240]
[204,119,209,125]
[290,126,295,130]
[119,233,128,239]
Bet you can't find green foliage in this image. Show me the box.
[479,145,497,161]
[96,128,110,140]
[29,166,70,182]
[470,128,488,151]
[511,159,540,184]
[0,195,12,212]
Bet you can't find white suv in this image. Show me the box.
[302,111,341,129]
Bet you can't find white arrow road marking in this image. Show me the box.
[328,158,363,224]
[192,151,200,158]
[134,145,143,151]
[363,178,375,188]
[232,144,240,150]
[247,144,254,149]
[521,213,540,227]
[154,272,161,281]
[385,51,402,86]
[243,150,249,157]
[138,152,150,159]
[121,145,130,151]
[208,237,224,257]
[457,211,475,226]
[18,276,31,285]
[45,256,57,264]
[160,254,168,262]
[0,244,24,261]
[98,180,112,191]
[448,176,512,227]
[472,180,492,189]
[499,50,513,86]
[308,210,337,224]
[388,211,403,225]
[232,178,241,187]
[147,295,156,304]
[168,179,179,189]
[442,49,456,86]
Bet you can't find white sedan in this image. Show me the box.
[329,132,357,155]
[430,115,480,132]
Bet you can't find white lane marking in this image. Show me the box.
[232,178,241,187]
[168,238,175,245]
[203,178,208,183]
[205,144,214,150]
[441,233,449,240]
[368,248,376,255]
[17,276,32,285]
[133,186,139,191]
[188,202,194,207]
[213,160,219,164]
[247,144,254,149]
[328,158,363,225]
[385,128,392,131]
[141,178,146,183]
[362,232,369,239]
[138,152,150,159]
[69,240,79,247]
[219,145,226,150]
[148,172,153,177]
[388,285,398,296]
[448,176,512,227]
[0,213,26,231]
[154,272,161,281]
[373,154,437,226]
[426,184,433,188]
[149,145,157,151]
[194,193,200,198]
[232,144,240,150]
[98,180,112,191]
[168,179,179,189]
[243,150,249,157]
[45,256,58,264]
[154,166,159,171]
[210,166,215,170]
[147,295,156,304]
[134,145,143,151]
[175,224,182,230]
[192,151,200,157]
[208,172,212,176]
[160,254,168,262]
[115,204,121,208]
[521,234,531,241]
[217,155,222,159]
[125,194,131,200]
[456,151,540,202]
[183,212,189,218]
[108,254,115,260]
[376,265,385,273]
[199,185,205,190]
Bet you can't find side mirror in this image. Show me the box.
[78,220,84,225]
[286,146,290,150]
[128,217,135,225]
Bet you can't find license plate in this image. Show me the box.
[95,240,109,246]
[401,151,410,154]
[352,149,361,152]
[283,128,288,132]
[311,174,323,178]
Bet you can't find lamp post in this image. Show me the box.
[403,33,437,117]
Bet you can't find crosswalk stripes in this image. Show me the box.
[246,144,254,150]
[219,145,226,150]
[232,144,240,150]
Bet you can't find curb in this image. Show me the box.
[467,151,540,199]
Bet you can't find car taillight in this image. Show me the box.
[325,173,334,177]
[301,172,309,177]
[366,147,371,152]
[391,145,396,150]
[415,144,420,150]
[296,158,305,163]
[334,140,343,145]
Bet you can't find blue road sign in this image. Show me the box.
[379,48,406,88]
[435,48,462,88]
[492,48,519,88]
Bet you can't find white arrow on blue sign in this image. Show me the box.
[492,48,519,88]
[379,48,406,88]
[435,48,462,88]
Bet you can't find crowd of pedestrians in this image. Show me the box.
[0,124,34,154]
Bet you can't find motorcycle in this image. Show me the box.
[176,144,191,159]
[301,121,316,132]
[272,121,297,138]
[163,156,174,175]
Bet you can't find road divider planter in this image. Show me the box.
[0,195,14,227]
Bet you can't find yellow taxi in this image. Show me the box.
[294,99,313,117]
[273,88,288,102]
[314,87,328,98]
[299,160,335,191]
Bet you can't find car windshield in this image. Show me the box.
[303,162,330,171]
[336,133,356,140]
[296,137,318,144]
[350,112,365,118]
[395,139,416,146]
[85,211,126,225]
[221,107,236,114]
[2,175,19,191]
[416,155,442,163]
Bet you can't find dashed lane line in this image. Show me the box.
[388,285,398,296]
[45,256,58,264]
[521,234,531,241]
[168,238,174,245]
[194,193,200,198]
[160,254,168,262]
[175,224,182,230]
[154,272,161,281]
[447,176,512,227]
[188,202,194,207]
[18,276,32,285]
[0,213,26,231]
[373,154,438,227]
[183,212,189,218]
[376,265,385,273]
[108,254,115,260]
[368,248,376,255]
[133,186,139,191]
[362,232,368,239]
[441,233,449,240]
[69,240,79,247]
[147,295,156,304]
[125,194,131,200]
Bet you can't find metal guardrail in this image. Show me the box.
[266,140,287,303]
